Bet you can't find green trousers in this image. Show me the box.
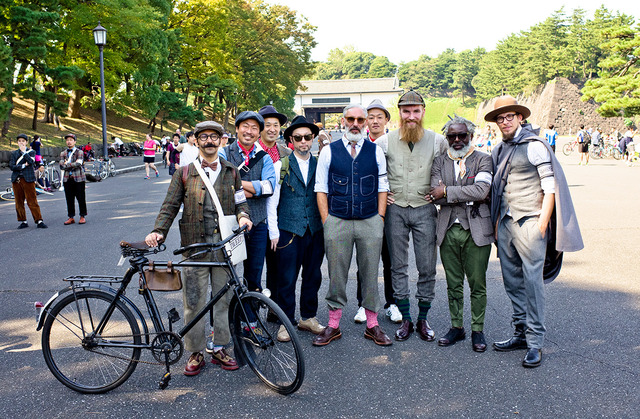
[439,224,491,331]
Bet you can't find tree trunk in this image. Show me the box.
[32,100,38,131]
[1,96,13,144]
[67,89,86,118]
[42,103,51,123]
[54,114,61,130]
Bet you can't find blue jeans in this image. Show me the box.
[275,228,325,323]
[243,221,268,291]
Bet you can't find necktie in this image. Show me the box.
[201,160,217,170]
[350,143,356,158]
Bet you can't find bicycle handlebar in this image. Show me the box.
[173,224,248,256]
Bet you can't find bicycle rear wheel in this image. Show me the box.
[613,148,622,160]
[41,290,141,394]
[562,143,573,156]
[108,160,116,177]
[0,189,14,201]
[51,168,61,189]
[232,292,304,395]
[99,163,109,180]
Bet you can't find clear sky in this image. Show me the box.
[266,0,640,64]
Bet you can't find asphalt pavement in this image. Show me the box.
[0,141,638,418]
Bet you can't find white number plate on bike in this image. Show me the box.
[228,235,244,251]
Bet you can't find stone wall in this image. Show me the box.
[476,77,626,135]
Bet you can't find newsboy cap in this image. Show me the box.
[194,121,225,137]
[397,89,425,107]
[235,111,265,132]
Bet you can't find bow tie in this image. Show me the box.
[201,160,217,170]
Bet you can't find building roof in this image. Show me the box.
[297,77,403,95]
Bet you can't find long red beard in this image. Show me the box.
[400,118,424,144]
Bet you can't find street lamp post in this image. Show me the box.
[93,23,108,161]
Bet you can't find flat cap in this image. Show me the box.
[194,121,224,137]
[235,111,265,132]
[398,89,425,107]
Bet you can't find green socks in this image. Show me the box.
[418,301,431,321]
[397,298,411,321]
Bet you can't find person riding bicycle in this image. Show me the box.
[145,120,252,377]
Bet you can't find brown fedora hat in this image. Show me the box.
[484,95,531,122]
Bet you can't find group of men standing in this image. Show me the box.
[145,90,583,377]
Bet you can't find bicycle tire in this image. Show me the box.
[51,168,61,189]
[613,148,622,160]
[562,143,572,156]
[41,290,141,394]
[108,160,116,177]
[0,189,14,201]
[232,292,304,395]
[589,147,601,159]
[99,163,109,180]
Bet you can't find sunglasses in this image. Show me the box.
[198,133,220,141]
[345,117,366,124]
[446,133,469,141]
[292,134,314,142]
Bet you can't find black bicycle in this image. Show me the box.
[37,226,304,394]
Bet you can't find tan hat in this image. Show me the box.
[398,89,425,107]
[484,95,531,122]
[194,121,224,137]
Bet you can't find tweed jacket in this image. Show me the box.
[59,148,86,182]
[277,154,322,237]
[151,158,250,258]
[10,149,37,183]
[431,150,495,247]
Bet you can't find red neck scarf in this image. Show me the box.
[238,142,255,166]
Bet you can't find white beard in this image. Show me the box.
[346,130,363,142]
[449,142,471,159]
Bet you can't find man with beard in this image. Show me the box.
[352,99,400,324]
[219,111,276,294]
[486,96,583,368]
[429,116,493,352]
[258,105,291,304]
[146,121,252,376]
[376,90,447,342]
[313,103,392,347]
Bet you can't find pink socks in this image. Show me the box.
[328,308,342,329]
[365,309,379,329]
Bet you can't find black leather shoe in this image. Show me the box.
[493,336,528,352]
[416,319,435,341]
[395,320,414,341]
[471,331,487,352]
[438,327,465,346]
[522,348,542,368]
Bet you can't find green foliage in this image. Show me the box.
[311,47,395,80]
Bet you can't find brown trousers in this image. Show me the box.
[13,178,43,222]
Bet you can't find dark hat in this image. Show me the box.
[398,89,425,107]
[484,95,531,122]
[17,133,29,141]
[258,105,288,126]
[64,133,77,141]
[194,121,224,137]
[283,115,320,141]
[367,99,390,119]
[235,111,265,132]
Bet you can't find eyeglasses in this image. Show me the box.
[292,134,314,142]
[496,113,517,124]
[345,117,366,124]
[198,133,220,141]
[446,132,469,141]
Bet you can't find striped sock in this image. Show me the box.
[365,309,379,329]
[328,308,342,329]
[396,298,411,321]
[418,301,431,321]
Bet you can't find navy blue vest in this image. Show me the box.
[328,140,378,220]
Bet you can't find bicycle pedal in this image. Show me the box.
[158,372,171,390]
[168,308,180,324]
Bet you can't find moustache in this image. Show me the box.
[202,144,218,148]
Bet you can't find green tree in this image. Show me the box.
[367,55,396,78]
[452,48,485,104]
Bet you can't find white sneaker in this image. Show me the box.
[353,306,366,324]
[385,304,402,323]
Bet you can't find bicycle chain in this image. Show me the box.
[86,331,184,366]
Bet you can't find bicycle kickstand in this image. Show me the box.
[158,352,172,390]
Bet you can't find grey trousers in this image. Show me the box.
[323,214,384,312]
[182,258,231,353]
[385,203,437,302]
[496,215,547,349]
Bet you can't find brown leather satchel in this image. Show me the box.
[143,261,182,291]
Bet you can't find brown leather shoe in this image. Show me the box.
[64,218,75,225]
[416,319,435,341]
[210,348,239,371]
[184,352,205,376]
[395,319,414,341]
[312,326,342,346]
[364,325,393,346]
[472,331,487,352]
[78,216,86,224]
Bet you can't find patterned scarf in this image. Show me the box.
[447,145,475,179]
[237,142,255,166]
[259,139,280,163]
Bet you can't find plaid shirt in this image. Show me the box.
[59,148,86,182]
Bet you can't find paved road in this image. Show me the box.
[0,140,638,418]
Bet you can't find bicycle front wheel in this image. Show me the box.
[99,164,109,180]
[51,168,61,189]
[232,292,304,395]
[41,290,141,394]
[613,148,622,160]
[108,161,116,177]
[0,189,14,201]
[562,143,572,156]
